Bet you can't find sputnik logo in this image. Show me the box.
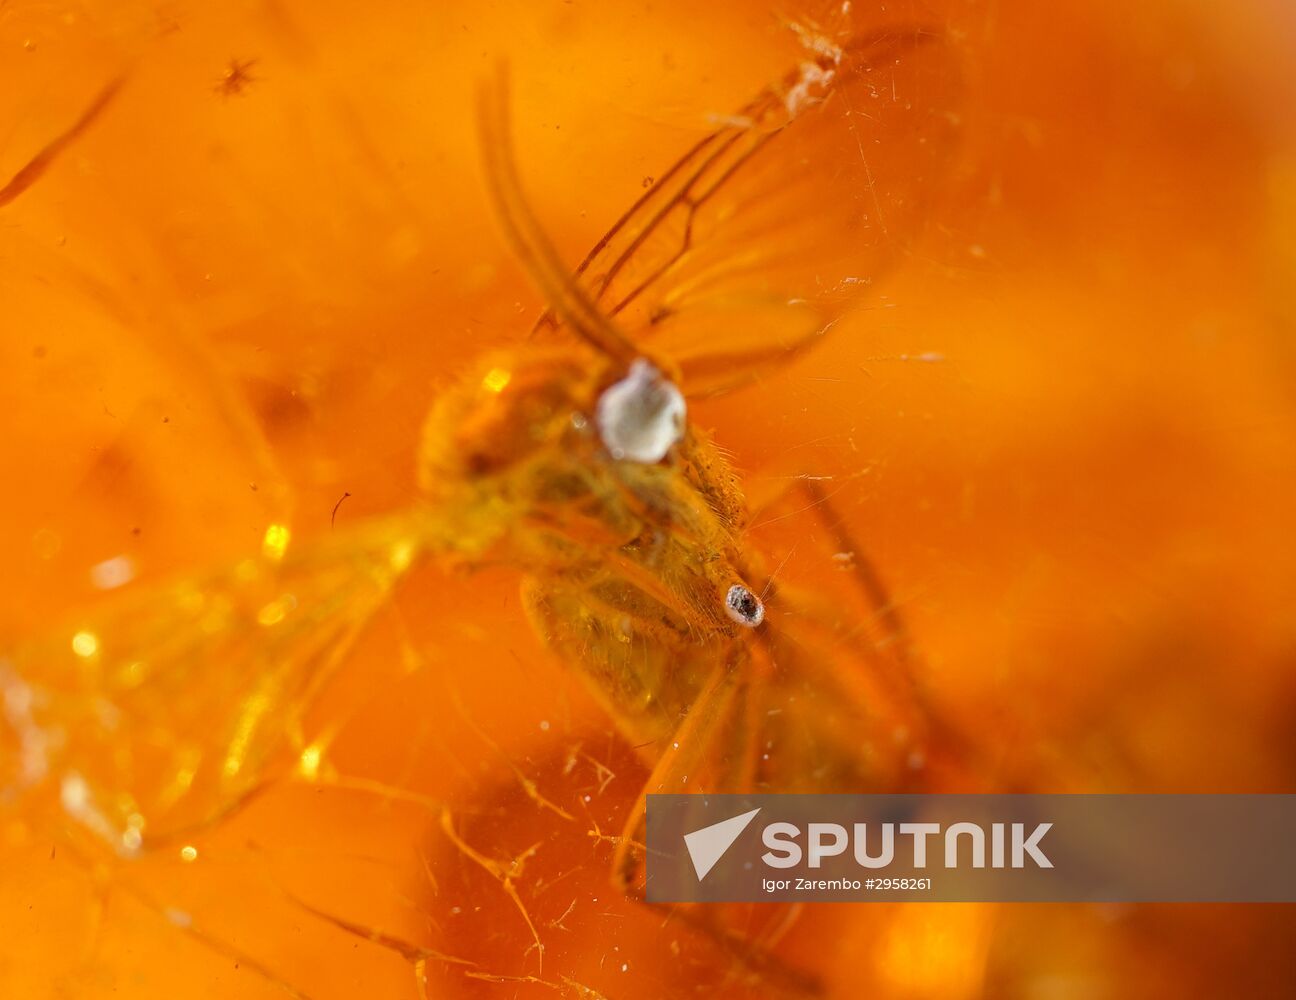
[683,807,761,881]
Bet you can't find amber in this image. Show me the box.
[2,0,1295,997]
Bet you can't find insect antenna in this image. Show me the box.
[0,72,128,208]
[476,66,637,364]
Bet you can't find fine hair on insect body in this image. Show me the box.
[1,17,968,996]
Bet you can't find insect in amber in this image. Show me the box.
[1,23,963,899]
[214,57,260,99]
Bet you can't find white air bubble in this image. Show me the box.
[90,555,136,590]
[595,359,685,464]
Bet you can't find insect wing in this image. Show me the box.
[0,513,427,852]
[533,26,962,395]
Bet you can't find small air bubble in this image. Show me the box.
[724,584,765,628]
[90,555,136,590]
[256,594,297,627]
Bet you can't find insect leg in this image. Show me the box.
[745,471,912,666]
[610,660,745,892]
[58,841,318,1000]
[746,471,1011,788]
[611,659,822,997]
[0,74,126,207]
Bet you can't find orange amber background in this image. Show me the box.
[2,0,1296,997]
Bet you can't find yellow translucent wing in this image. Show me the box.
[532,25,962,395]
[0,511,429,853]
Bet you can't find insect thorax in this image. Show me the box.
[415,350,750,569]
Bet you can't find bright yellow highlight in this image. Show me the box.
[298,744,323,780]
[179,845,198,863]
[389,540,416,573]
[481,367,512,393]
[70,630,99,658]
[261,523,291,562]
[222,688,274,780]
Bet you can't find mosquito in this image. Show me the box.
[2,22,965,913]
